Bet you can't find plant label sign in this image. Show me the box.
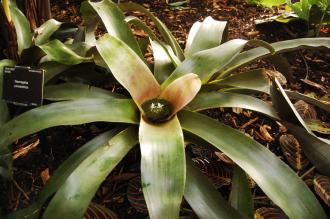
[2,66,44,107]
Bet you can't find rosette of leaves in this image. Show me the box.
[1,0,330,218]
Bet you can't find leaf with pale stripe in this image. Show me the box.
[9,3,32,54]
[0,98,139,150]
[185,157,245,219]
[96,34,160,108]
[185,17,227,57]
[43,127,138,219]
[119,2,184,61]
[139,116,185,219]
[86,0,143,59]
[222,38,330,75]
[178,110,326,219]
[39,39,92,65]
[187,92,279,120]
[44,83,124,101]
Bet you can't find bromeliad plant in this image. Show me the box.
[1,0,330,218]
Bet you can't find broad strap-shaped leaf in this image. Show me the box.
[185,17,227,57]
[40,61,70,83]
[151,40,176,84]
[222,38,330,75]
[0,98,139,150]
[178,110,326,219]
[271,78,309,130]
[34,19,62,46]
[185,156,245,219]
[96,34,160,108]
[285,90,330,113]
[6,129,122,219]
[187,91,280,120]
[271,79,330,176]
[9,3,32,54]
[160,73,201,116]
[124,16,181,67]
[162,39,248,87]
[44,83,124,101]
[43,127,138,219]
[139,116,185,219]
[86,0,143,59]
[119,2,184,61]
[211,68,270,94]
[80,1,99,44]
[229,165,253,218]
[39,39,92,65]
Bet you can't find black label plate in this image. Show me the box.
[2,66,44,107]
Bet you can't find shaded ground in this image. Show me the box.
[1,0,329,218]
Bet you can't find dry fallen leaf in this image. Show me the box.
[258,124,274,142]
[40,168,50,185]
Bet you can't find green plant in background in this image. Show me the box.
[0,0,329,218]
[247,0,330,36]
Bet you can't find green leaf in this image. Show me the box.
[185,157,245,219]
[284,122,330,177]
[223,38,330,75]
[179,110,326,219]
[187,92,280,120]
[40,62,70,83]
[162,39,248,87]
[285,90,330,113]
[211,68,270,93]
[80,1,99,44]
[124,16,180,67]
[44,83,124,101]
[256,0,286,8]
[160,73,201,116]
[6,129,122,219]
[271,80,330,176]
[2,0,11,22]
[270,78,309,130]
[34,19,62,46]
[229,165,253,218]
[151,40,176,84]
[9,3,32,54]
[39,39,92,65]
[86,0,143,59]
[185,17,227,57]
[96,34,160,107]
[139,116,185,219]
[43,127,138,219]
[119,2,185,61]
[0,98,139,150]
